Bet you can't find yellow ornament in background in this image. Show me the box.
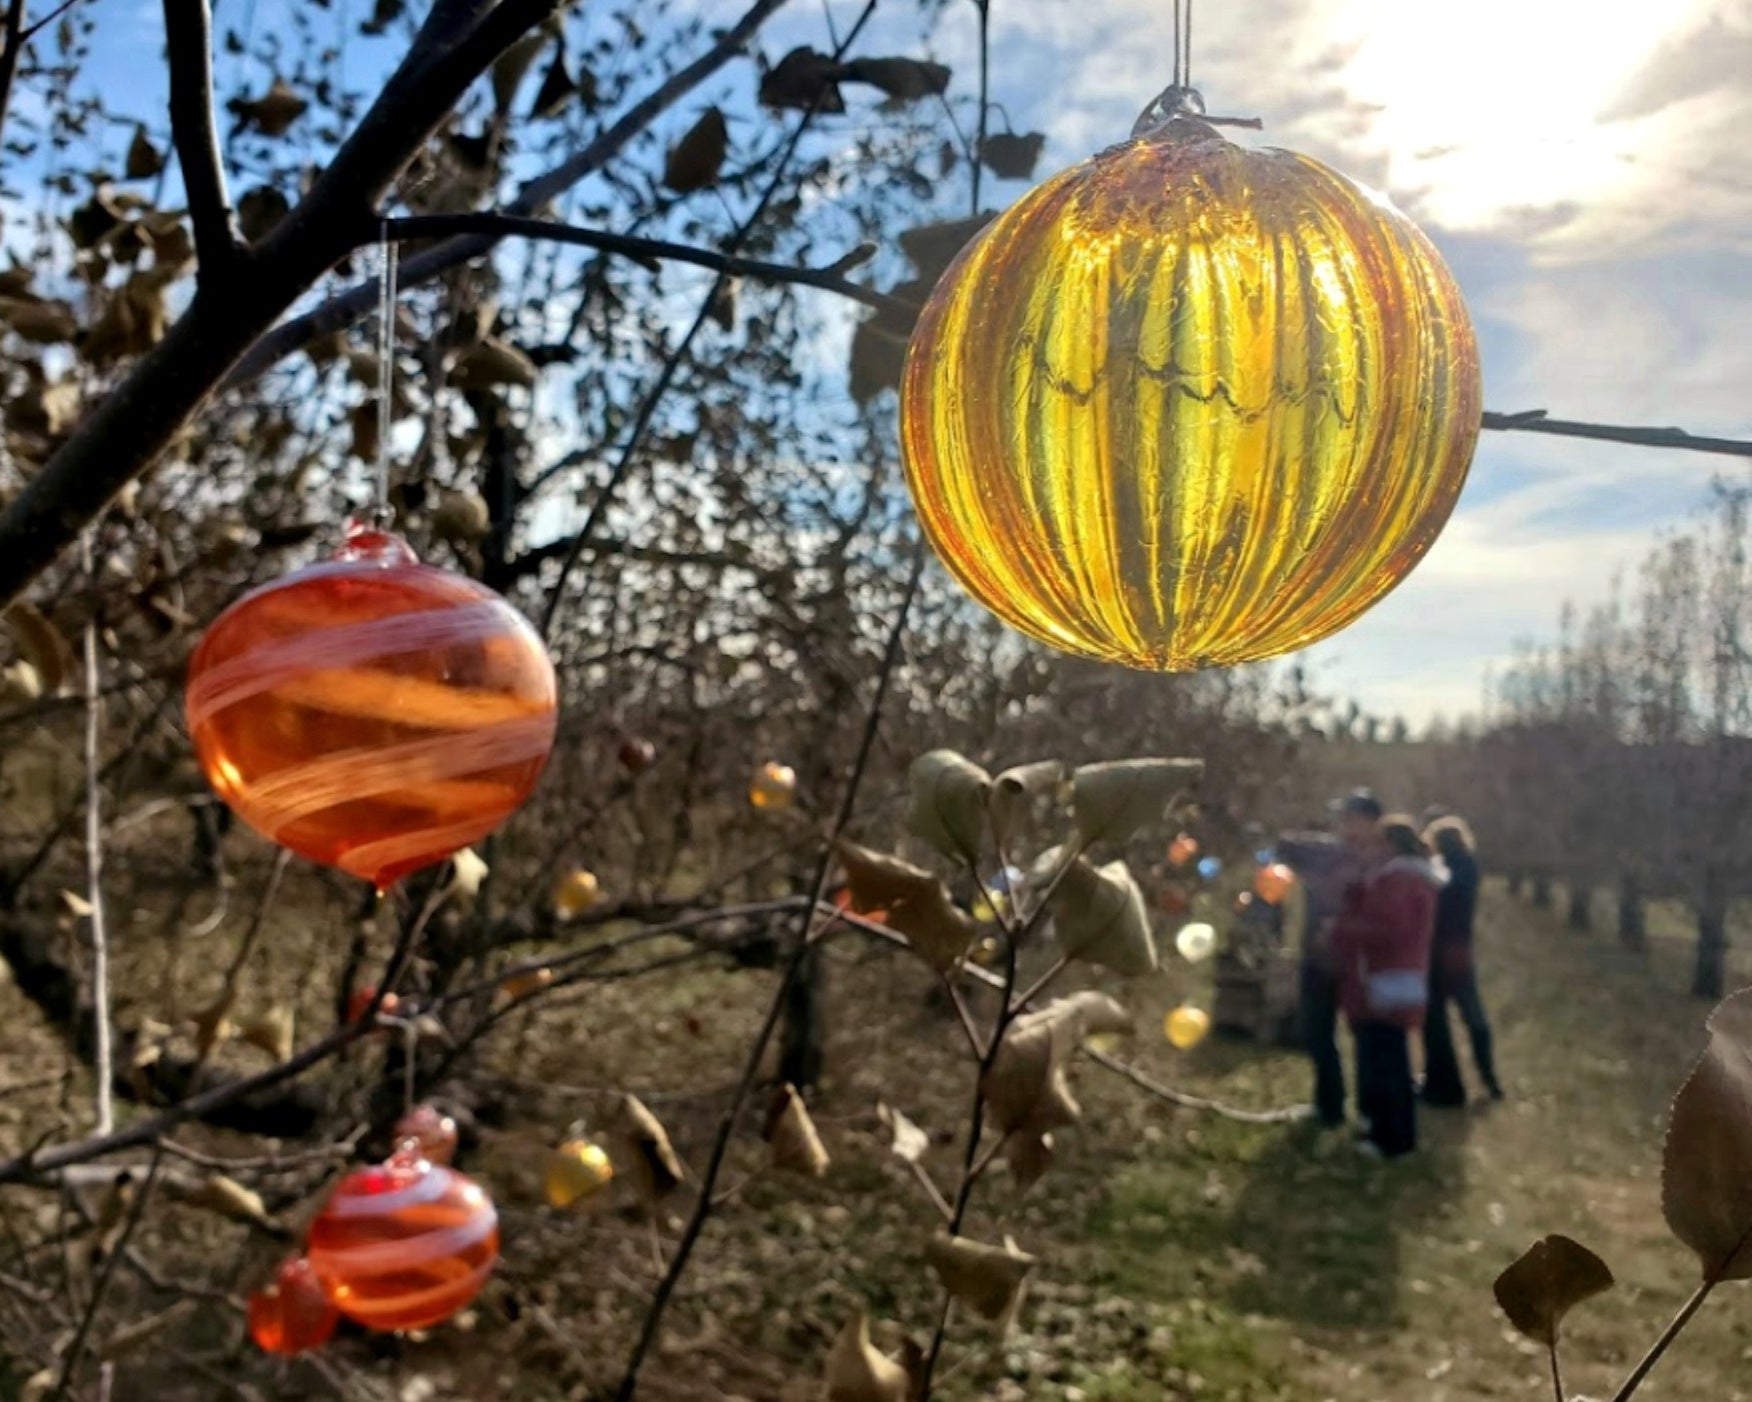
[543,1139,614,1209]
[552,868,601,919]
[900,108,1481,670]
[1164,1003,1211,1050]
[750,761,797,811]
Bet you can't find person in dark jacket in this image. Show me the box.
[1419,816,1503,1105]
[1330,816,1443,1158]
[1278,789,1383,1128]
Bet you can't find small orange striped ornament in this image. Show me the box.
[306,1151,499,1332]
[186,521,557,890]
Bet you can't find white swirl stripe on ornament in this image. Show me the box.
[309,1213,497,1275]
[338,815,525,885]
[331,1259,497,1326]
[240,713,556,836]
[184,603,518,730]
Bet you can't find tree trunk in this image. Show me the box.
[1567,885,1592,932]
[1693,867,1728,1001]
[1531,873,1553,909]
[778,942,825,1091]
[1618,872,1646,951]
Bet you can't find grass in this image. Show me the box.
[5,874,1752,1400]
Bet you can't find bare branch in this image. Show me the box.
[79,537,112,1138]
[1482,410,1752,460]
[225,0,798,388]
[163,0,240,277]
[0,0,25,144]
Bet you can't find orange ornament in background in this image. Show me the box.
[186,521,558,891]
[248,1255,339,1356]
[392,1104,459,1166]
[1168,834,1200,869]
[1253,863,1296,906]
[346,987,401,1026]
[306,1152,499,1332]
[750,761,797,811]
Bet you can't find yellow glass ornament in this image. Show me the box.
[750,761,796,811]
[543,1139,614,1209]
[552,867,601,919]
[1164,1003,1211,1050]
[901,112,1481,669]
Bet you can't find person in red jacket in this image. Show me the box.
[1329,816,1445,1158]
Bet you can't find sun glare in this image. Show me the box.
[1308,0,1717,234]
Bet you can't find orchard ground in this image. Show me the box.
[1,875,1746,1400]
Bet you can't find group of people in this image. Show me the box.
[1278,790,1503,1159]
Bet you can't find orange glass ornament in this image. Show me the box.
[1168,834,1200,869]
[306,1153,498,1332]
[346,987,401,1026]
[750,761,796,811]
[1253,862,1296,906]
[186,522,558,890]
[1158,880,1191,917]
[900,109,1480,670]
[393,1104,459,1166]
[248,1255,339,1356]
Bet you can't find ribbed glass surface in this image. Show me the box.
[900,122,1481,670]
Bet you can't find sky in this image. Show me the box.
[39,0,1752,725]
[797,0,1752,723]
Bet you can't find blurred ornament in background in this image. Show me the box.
[1196,855,1222,882]
[500,966,555,1000]
[1164,1004,1212,1050]
[248,1255,338,1356]
[1168,833,1200,868]
[544,1138,614,1209]
[1175,921,1217,964]
[899,104,1479,670]
[345,986,400,1026]
[552,867,601,919]
[1253,862,1296,906]
[1158,880,1191,916]
[750,761,797,811]
[1255,848,1275,866]
[306,1152,498,1332]
[186,521,558,891]
[616,734,657,774]
[392,1104,458,1166]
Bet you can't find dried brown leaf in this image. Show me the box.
[530,48,578,118]
[982,992,1128,1138]
[1493,1234,1614,1346]
[766,1083,829,1177]
[1664,987,1752,1280]
[238,1005,295,1063]
[184,1173,279,1232]
[125,125,164,180]
[979,131,1046,180]
[823,1313,909,1402]
[906,749,991,860]
[228,77,308,137]
[492,31,547,111]
[876,1102,929,1164]
[609,1094,685,1208]
[841,57,951,102]
[925,1233,1035,1331]
[663,106,729,193]
[452,338,537,390]
[759,46,845,112]
[0,296,77,343]
[1049,858,1157,975]
[237,185,290,243]
[5,602,75,695]
[1072,758,1204,846]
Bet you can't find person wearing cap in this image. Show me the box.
[1276,789,1385,1128]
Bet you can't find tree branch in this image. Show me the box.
[383,213,901,315]
[0,0,25,146]
[1481,410,1752,460]
[224,0,798,388]
[162,0,239,278]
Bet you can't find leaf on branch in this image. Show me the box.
[876,1102,929,1164]
[139,211,194,273]
[0,295,77,343]
[433,488,492,545]
[192,991,235,1060]
[125,125,164,180]
[982,992,1129,1152]
[0,661,42,703]
[238,1005,295,1063]
[767,1083,830,1177]
[608,1094,685,1209]
[228,77,309,138]
[760,46,846,112]
[82,269,172,365]
[1493,1234,1614,1346]
[530,47,578,119]
[67,186,133,249]
[836,840,940,913]
[183,1173,281,1233]
[1005,1132,1054,1194]
[892,887,978,971]
[1664,986,1752,1280]
[990,760,1066,848]
[1072,758,1204,846]
[979,131,1047,180]
[898,215,995,285]
[59,888,93,919]
[906,749,991,861]
[823,1312,910,1402]
[452,338,538,390]
[361,0,406,35]
[663,106,730,193]
[1049,858,1157,976]
[841,57,952,102]
[925,1233,1036,1332]
[237,185,290,243]
[4,602,75,695]
[492,31,548,112]
[446,847,490,903]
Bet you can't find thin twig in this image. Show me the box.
[1481,410,1752,461]
[612,530,924,1401]
[0,0,24,144]
[46,1143,164,1402]
[79,536,112,1138]
[943,976,985,1059]
[1548,1339,1565,1402]
[190,848,292,1084]
[1607,1278,1715,1401]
